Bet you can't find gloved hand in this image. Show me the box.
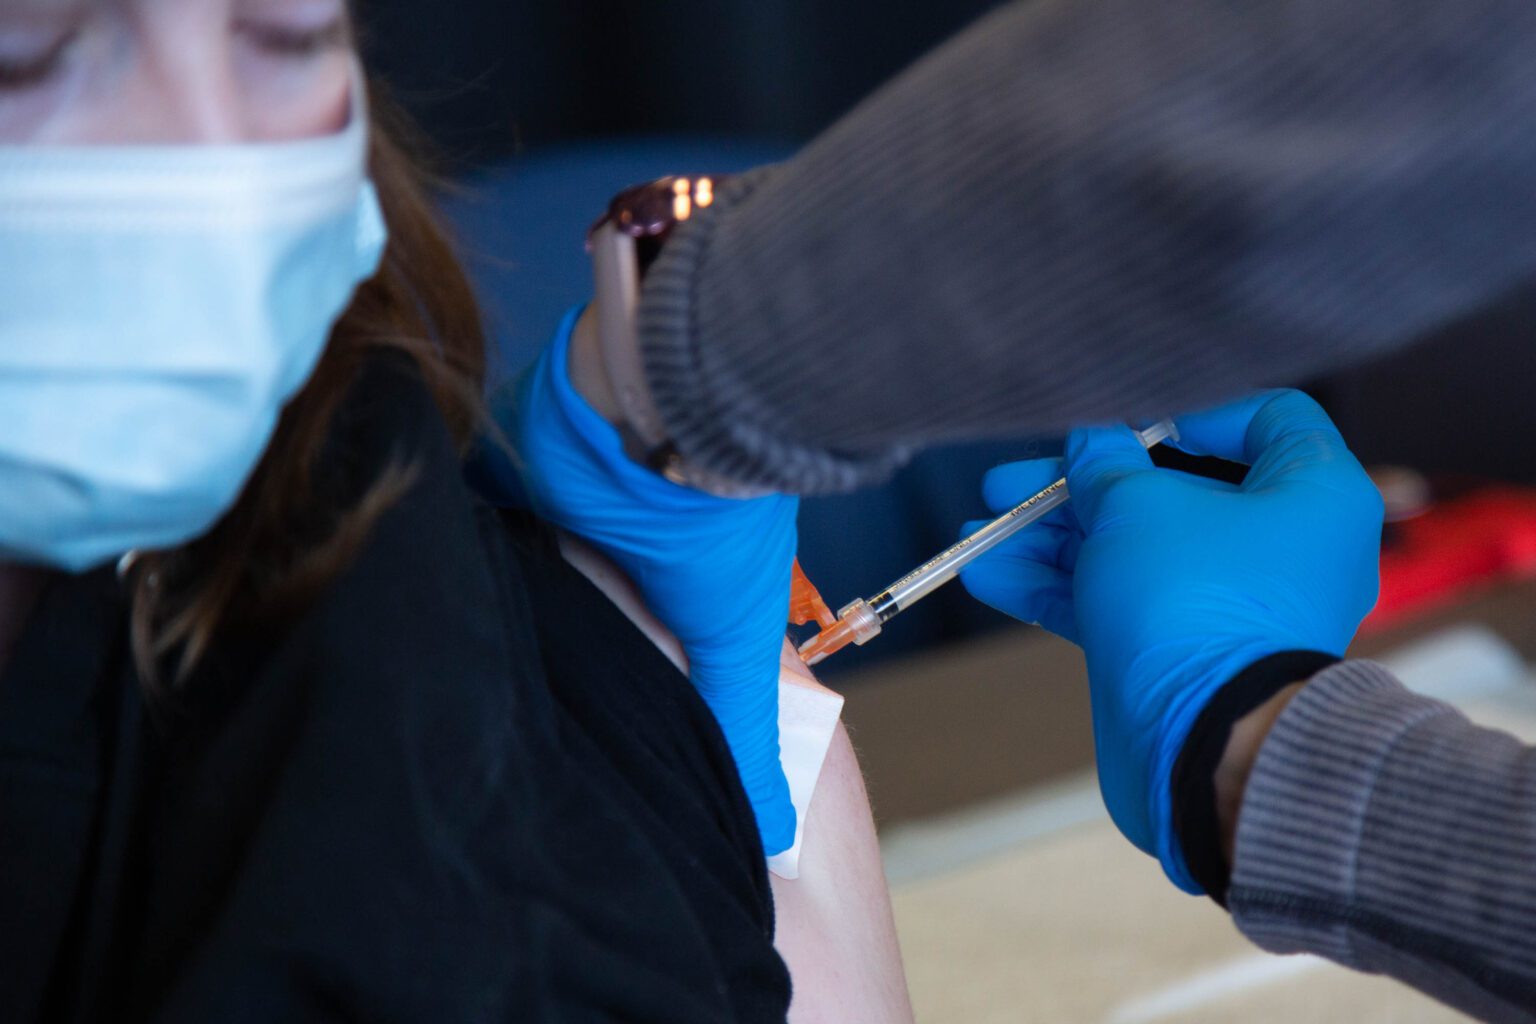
[480,307,797,855]
[960,390,1382,891]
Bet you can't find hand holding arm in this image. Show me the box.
[479,306,798,855]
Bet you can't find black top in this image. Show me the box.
[0,359,789,1022]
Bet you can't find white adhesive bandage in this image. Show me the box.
[767,676,845,880]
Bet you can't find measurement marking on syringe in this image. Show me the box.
[800,421,1176,666]
[881,478,1069,610]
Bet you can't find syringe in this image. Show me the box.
[797,420,1179,666]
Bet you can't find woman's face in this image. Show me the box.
[0,0,353,145]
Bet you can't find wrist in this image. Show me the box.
[586,174,775,498]
[567,303,624,425]
[1213,680,1306,862]
[1169,650,1339,902]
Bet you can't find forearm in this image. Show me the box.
[639,0,1536,493]
[1227,661,1536,1022]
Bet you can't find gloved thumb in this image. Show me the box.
[678,544,798,856]
[1063,425,1155,530]
[691,667,796,854]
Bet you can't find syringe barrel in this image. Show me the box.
[872,419,1176,617]
[880,478,1071,613]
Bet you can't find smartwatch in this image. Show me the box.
[587,174,771,499]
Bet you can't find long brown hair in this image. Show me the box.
[127,79,488,688]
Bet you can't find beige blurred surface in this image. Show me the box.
[846,581,1536,1023]
[889,807,1474,1023]
[881,689,1536,1022]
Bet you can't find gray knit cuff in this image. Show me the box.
[636,167,912,495]
[1227,660,1448,966]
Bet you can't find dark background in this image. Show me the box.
[360,0,1536,668]
[359,0,1007,162]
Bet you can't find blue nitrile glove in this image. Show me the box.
[482,306,797,855]
[959,390,1382,891]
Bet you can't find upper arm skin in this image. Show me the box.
[771,716,913,1023]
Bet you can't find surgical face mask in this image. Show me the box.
[0,71,387,573]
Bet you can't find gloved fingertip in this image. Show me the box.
[960,559,1074,636]
[1171,388,1342,464]
[959,518,990,539]
[1038,600,1082,647]
[1064,423,1154,464]
[981,457,1065,513]
[1063,425,1154,523]
[759,802,798,856]
[740,761,797,854]
[1246,389,1348,458]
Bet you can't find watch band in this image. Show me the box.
[587,175,772,499]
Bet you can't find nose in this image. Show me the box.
[114,8,244,144]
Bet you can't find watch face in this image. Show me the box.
[589,175,723,247]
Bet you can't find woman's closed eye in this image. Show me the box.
[0,3,350,97]
[235,15,349,61]
[0,0,356,144]
[0,29,79,93]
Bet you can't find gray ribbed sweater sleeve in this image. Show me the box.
[1230,661,1536,1022]
[638,0,1536,493]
